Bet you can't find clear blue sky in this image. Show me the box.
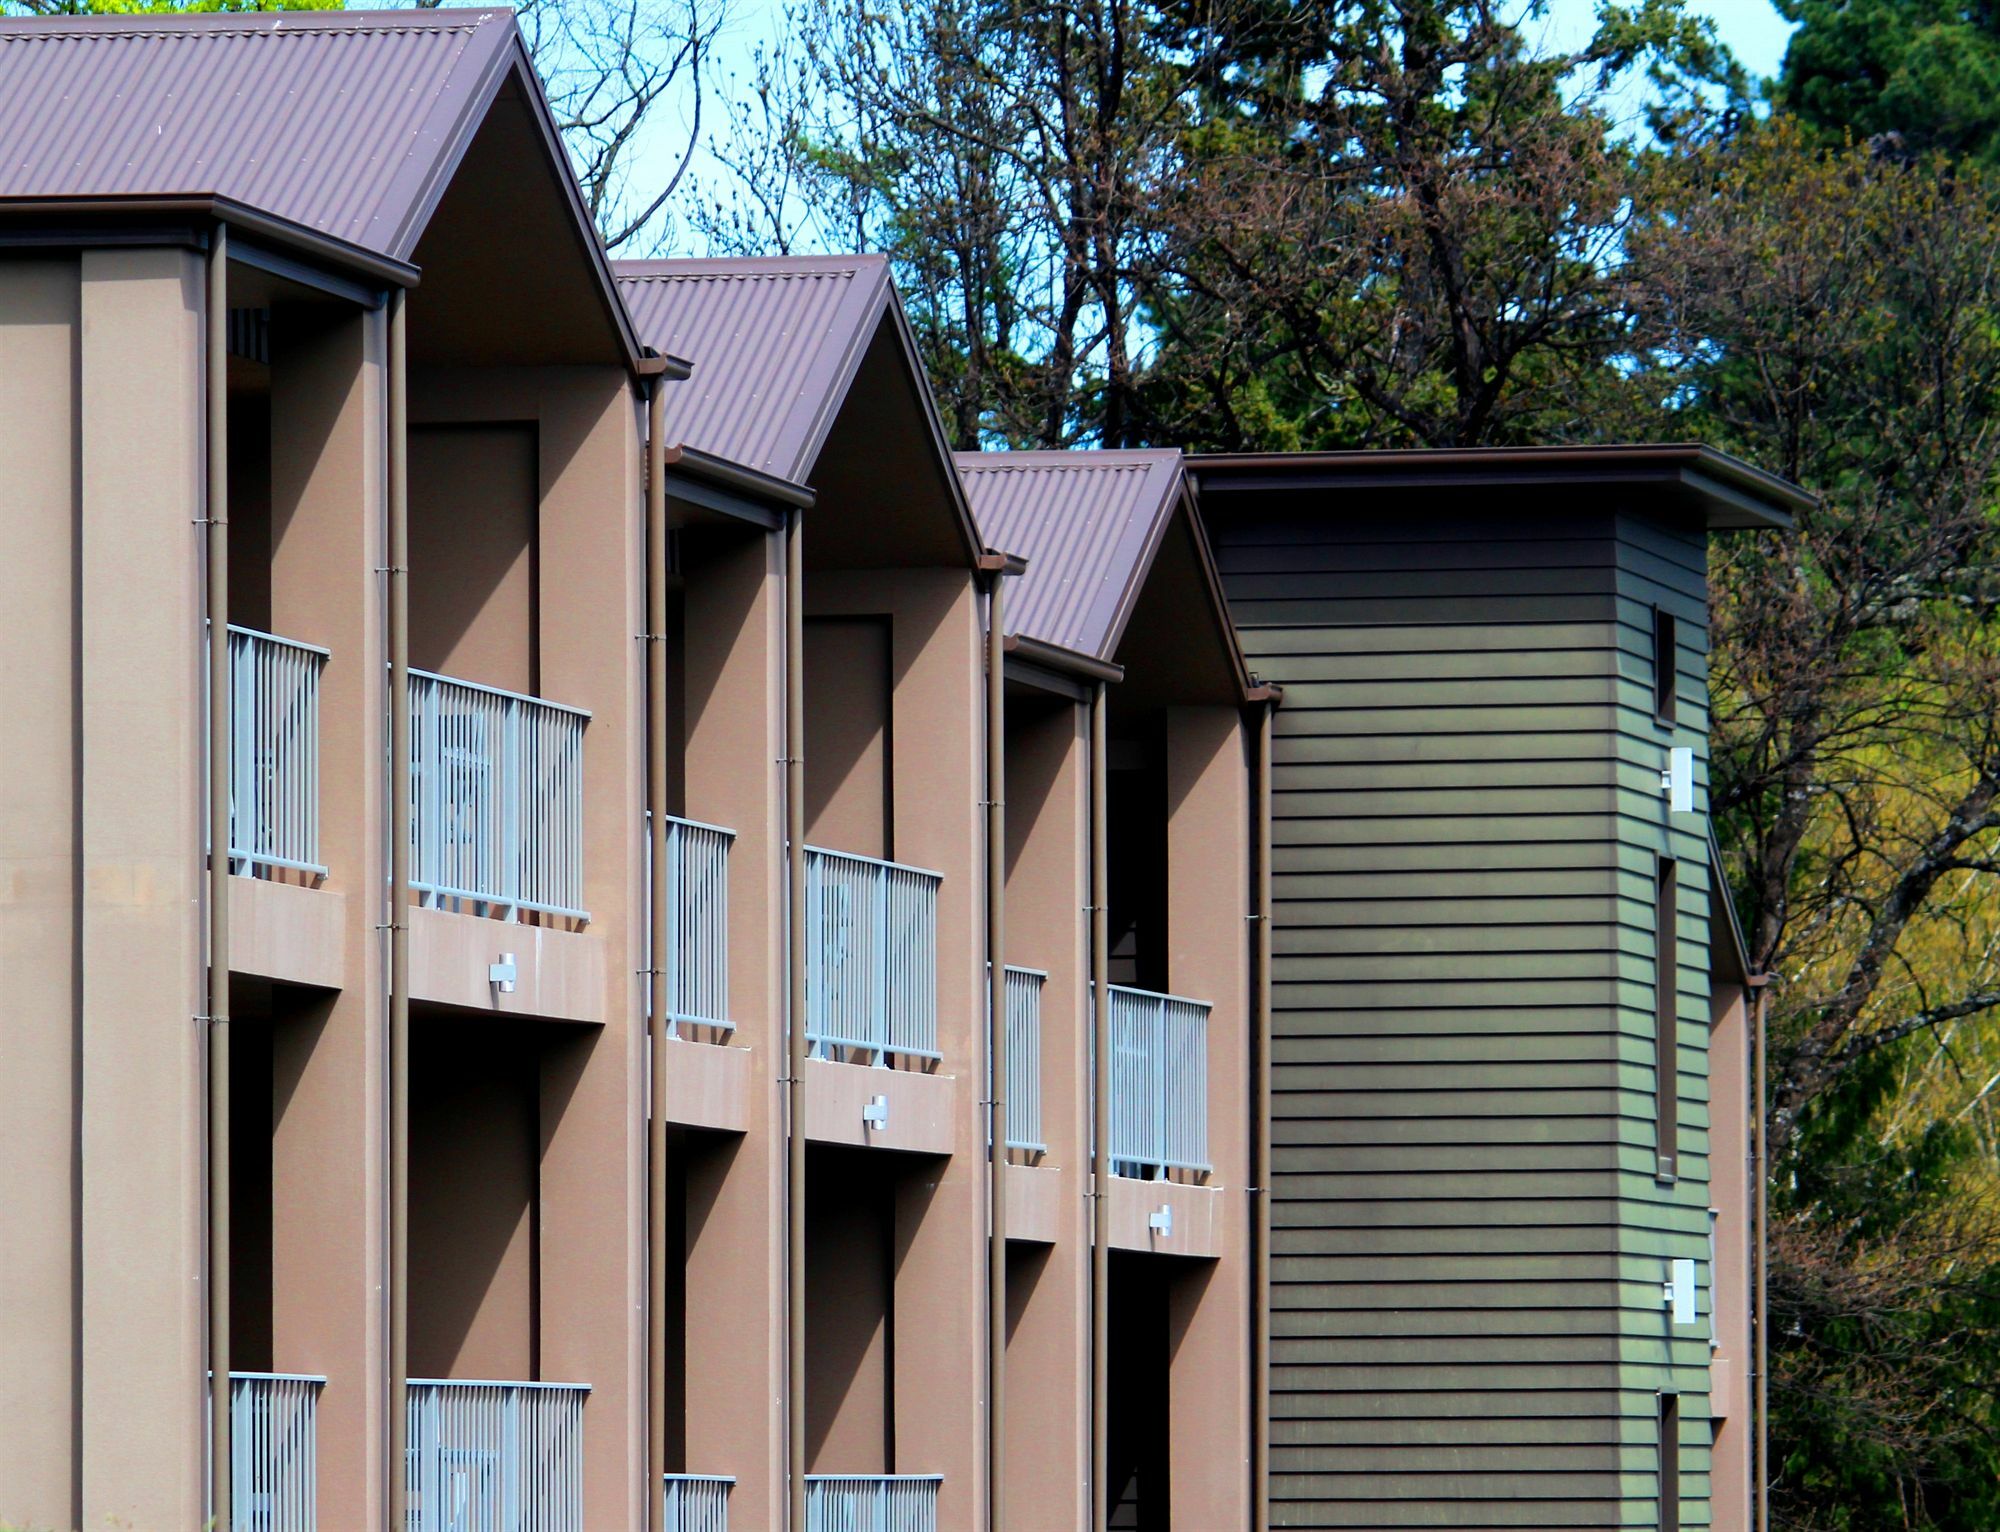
[647,0,1796,253]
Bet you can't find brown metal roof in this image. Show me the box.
[619,254,987,564]
[956,449,1185,662]
[614,255,891,481]
[1187,443,1810,529]
[0,9,517,262]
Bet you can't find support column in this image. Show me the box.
[681,525,791,1528]
[77,245,207,1532]
[0,256,82,1532]
[998,699,1091,1532]
[1162,705,1253,1528]
[534,367,649,1529]
[266,300,389,1528]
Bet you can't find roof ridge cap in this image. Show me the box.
[0,14,487,40]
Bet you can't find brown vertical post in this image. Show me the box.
[1252,696,1274,1532]
[985,572,1008,1532]
[1088,681,1110,1532]
[646,381,670,1530]
[386,286,410,1530]
[205,219,232,1532]
[785,507,808,1532]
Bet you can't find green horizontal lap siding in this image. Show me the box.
[1215,506,1716,1529]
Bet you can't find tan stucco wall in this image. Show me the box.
[805,615,892,857]
[999,696,1092,1531]
[412,363,648,1526]
[0,255,82,1532]
[1161,704,1254,1528]
[678,523,789,1523]
[408,422,537,690]
[809,565,988,1525]
[265,300,388,1527]
[77,245,209,1532]
[1709,980,1754,1527]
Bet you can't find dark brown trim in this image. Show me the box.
[1002,634,1124,685]
[0,194,420,289]
[661,444,815,511]
[1187,443,1812,529]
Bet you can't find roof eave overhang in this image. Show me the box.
[0,191,419,294]
[1187,444,1811,531]
[1005,633,1125,686]
[661,442,814,529]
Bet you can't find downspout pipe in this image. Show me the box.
[984,568,1009,1532]
[1088,681,1111,1532]
[205,219,232,1532]
[785,507,808,1532]
[1250,692,1277,1532]
[646,380,670,1531]
[386,287,411,1530]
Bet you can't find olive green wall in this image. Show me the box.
[1212,499,1719,1529]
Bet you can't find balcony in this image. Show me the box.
[1002,966,1046,1153]
[408,671,589,923]
[228,626,329,879]
[803,1475,940,1532]
[1107,984,1211,1178]
[404,1379,587,1532]
[803,847,942,1066]
[656,815,735,1037]
[662,1473,732,1532]
[220,1371,324,1532]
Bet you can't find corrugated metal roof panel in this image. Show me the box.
[956,449,1186,661]
[0,9,514,260]
[615,256,889,481]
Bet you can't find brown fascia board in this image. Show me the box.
[661,443,815,511]
[0,193,421,291]
[1174,478,1260,704]
[878,281,988,569]
[1707,828,1760,987]
[1187,443,1812,531]
[1004,634,1125,685]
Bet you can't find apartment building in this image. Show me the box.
[0,9,1797,1532]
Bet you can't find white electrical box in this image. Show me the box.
[1661,746,1694,813]
[1665,1257,1697,1325]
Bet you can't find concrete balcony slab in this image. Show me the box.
[1005,1161,1063,1245]
[1106,1175,1224,1259]
[408,905,605,1023]
[229,876,345,991]
[804,1056,955,1156]
[660,1037,752,1133]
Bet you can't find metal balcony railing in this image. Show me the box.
[228,626,328,878]
[803,1475,941,1532]
[656,815,735,1036]
[1003,966,1046,1153]
[404,1379,588,1532]
[408,671,589,921]
[1106,984,1211,1177]
[221,1372,323,1532]
[803,847,941,1064]
[661,1474,733,1532]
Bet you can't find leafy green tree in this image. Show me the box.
[1140,0,1735,450]
[1778,0,2000,163]
[1624,118,2000,1526]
